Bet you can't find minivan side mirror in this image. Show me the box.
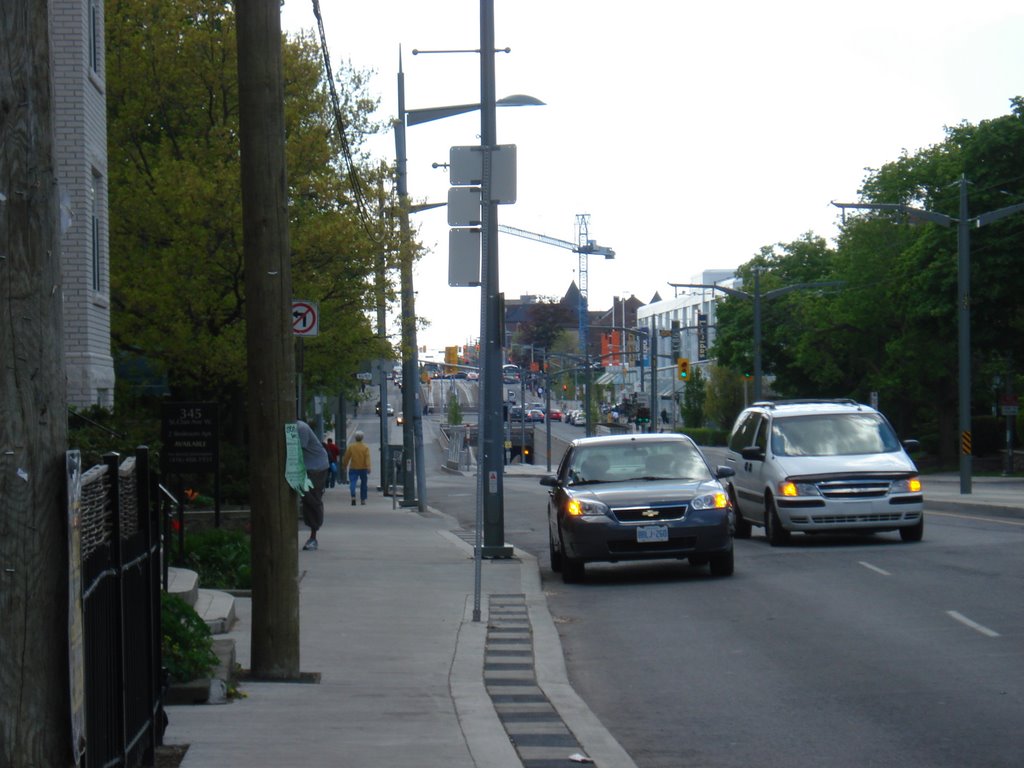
[715,466,736,479]
[741,445,765,461]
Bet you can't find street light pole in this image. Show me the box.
[478,0,512,557]
[670,278,842,401]
[394,59,425,511]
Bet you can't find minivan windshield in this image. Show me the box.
[770,413,901,457]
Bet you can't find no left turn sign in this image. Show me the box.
[292,300,319,337]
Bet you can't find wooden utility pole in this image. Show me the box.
[235,0,300,678]
[0,1,72,764]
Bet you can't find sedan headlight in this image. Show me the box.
[778,481,821,498]
[891,476,922,493]
[565,498,610,518]
[690,491,729,510]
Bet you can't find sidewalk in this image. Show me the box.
[164,484,637,768]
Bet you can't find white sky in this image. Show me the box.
[280,0,1024,359]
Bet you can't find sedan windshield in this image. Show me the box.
[770,413,901,456]
[568,443,711,484]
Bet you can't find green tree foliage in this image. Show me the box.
[512,299,574,359]
[106,0,394,407]
[710,97,1024,462]
[703,363,746,432]
[680,365,706,428]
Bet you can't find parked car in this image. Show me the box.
[548,407,564,422]
[723,399,924,545]
[541,433,736,583]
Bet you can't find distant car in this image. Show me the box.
[466,371,480,380]
[525,408,545,423]
[541,433,736,583]
[548,407,563,422]
[396,412,404,425]
[375,401,395,416]
[507,405,524,421]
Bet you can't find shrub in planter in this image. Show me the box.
[175,528,251,590]
[162,592,219,684]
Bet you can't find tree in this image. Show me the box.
[704,363,746,431]
[0,1,72,763]
[105,0,393,413]
[680,365,707,428]
[513,299,574,356]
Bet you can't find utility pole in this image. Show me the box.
[236,0,300,679]
[0,2,72,764]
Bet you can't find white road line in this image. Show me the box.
[947,610,1001,637]
[926,509,1024,527]
[858,561,891,576]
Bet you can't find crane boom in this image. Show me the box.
[497,224,576,251]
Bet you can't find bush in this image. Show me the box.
[678,426,729,447]
[162,592,219,683]
[175,528,252,590]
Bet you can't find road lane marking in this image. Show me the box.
[947,610,1001,637]
[858,561,891,576]
[926,509,1024,527]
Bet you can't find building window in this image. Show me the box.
[89,0,100,73]
[90,174,101,291]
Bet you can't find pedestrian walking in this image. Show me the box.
[341,430,372,506]
[296,420,329,551]
[324,437,341,488]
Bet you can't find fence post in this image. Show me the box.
[104,452,128,767]
[136,447,163,756]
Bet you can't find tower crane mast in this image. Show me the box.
[497,214,614,358]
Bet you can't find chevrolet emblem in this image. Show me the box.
[642,509,659,518]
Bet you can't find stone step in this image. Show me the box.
[193,588,237,635]
[166,566,198,608]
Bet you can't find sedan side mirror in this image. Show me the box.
[902,438,921,453]
[715,466,735,479]
[539,474,558,487]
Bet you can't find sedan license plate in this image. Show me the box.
[637,525,668,543]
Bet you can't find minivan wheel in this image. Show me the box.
[900,516,924,542]
[765,496,790,547]
[730,488,752,539]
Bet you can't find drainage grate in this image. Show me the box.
[485,593,591,766]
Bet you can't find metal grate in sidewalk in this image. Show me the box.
[485,593,591,767]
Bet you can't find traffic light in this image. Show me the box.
[562,384,567,392]
[677,357,690,381]
[742,370,753,381]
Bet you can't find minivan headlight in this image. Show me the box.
[891,476,922,494]
[690,491,729,510]
[566,498,609,518]
[778,481,821,497]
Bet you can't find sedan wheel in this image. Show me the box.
[548,526,562,572]
[709,548,734,577]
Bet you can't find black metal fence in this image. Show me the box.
[79,448,163,768]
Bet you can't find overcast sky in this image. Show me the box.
[279,0,1024,359]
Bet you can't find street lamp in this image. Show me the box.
[833,179,1024,494]
[395,51,544,514]
[669,276,842,401]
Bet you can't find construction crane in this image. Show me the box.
[497,214,615,357]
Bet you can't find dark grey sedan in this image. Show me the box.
[541,433,736,583]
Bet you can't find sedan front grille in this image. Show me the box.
[612,504,688,523]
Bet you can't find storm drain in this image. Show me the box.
[485,593,591,766]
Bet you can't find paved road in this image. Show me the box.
[423,421,1024,768]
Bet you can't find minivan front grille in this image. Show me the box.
[815,478,892,499]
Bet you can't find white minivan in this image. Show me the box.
[724,399,924,545]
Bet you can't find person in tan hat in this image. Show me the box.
[341,431,372,506]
